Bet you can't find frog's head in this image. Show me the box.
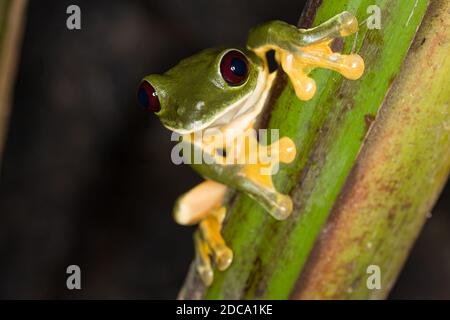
[138,48,263,134]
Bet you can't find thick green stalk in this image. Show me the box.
[294,0,450,299]
[179,0,448,299]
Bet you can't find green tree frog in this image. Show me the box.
[138,11,364,286]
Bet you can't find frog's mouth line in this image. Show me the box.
[165,70,270,135]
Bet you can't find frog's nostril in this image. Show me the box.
[138,81,161,113]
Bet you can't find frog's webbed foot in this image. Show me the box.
[237,132,296,220]
[280,11,364,100]
[195,207,233,286]
[174,181,232,286]
[277,37,364,101]
[248,11,364,101]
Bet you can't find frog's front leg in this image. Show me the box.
[191,130,297,221]
[248,11,364,100]
[173,180,232,285]
[181,133,297,285]
[237,132,297,220]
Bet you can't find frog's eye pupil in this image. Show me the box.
[230,58,247,76]
[138,81,160,112]
[220,50,249,86]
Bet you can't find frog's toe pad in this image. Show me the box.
[277,137,297,164]
[339,11,359,36]
[269,194,293,220]
[280,48,364,101]
[214,245,233,271]
[196,264,214,287]
[194,209,234,286]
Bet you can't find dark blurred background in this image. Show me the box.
[0,0,448,299]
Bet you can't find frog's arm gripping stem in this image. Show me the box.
[247,11,358,50]
[247,11,364,100]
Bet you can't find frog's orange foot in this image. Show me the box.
[271,136,296,164]
[239,135,296,220]
[279,12,364,100]
[194,207,233,286]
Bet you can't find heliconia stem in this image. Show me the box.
[179,0,448,300]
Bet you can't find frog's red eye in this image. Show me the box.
[138,81,160,112]
[220,50,249,86]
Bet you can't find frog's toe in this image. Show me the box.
[291,73,317,101]
[200,211,234,272]
[333,53,365,80]
[275,137,297,164]
[269,193,293,220]
[196,261,214,286]
[308,52,365,80]
[338,11,359,36]
[194,207,233,285]
[194,230,214,286]
[213,244,233,271]
[279,44,364,101]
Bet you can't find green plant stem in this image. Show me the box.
[179,0,448,299]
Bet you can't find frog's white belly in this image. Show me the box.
[207,70,276,133]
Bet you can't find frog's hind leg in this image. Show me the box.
[198,207,233,278]
[193,230,213,285]
[174,180,232,285]
[173,180,227,225]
